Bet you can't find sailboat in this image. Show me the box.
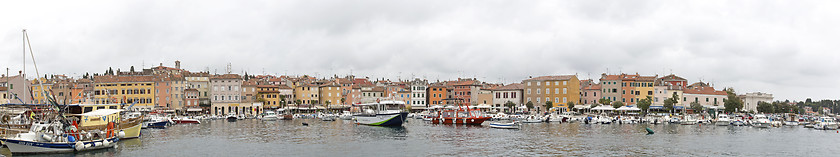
[1,30,120,154]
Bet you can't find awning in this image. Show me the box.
[616,106,641,111]
[186,108,202,112]
[591,105,615,111]
[574,105,591,109]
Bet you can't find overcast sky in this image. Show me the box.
[1,0,838,101]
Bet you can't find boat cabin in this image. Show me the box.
[68,109,121,129]
[355,101,405,115]
[66,104,122,115]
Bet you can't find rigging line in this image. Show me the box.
[24,30,54,106]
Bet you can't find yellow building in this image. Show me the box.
[257,85,281,109]
[522,75,580,112]
[30,78,55,104]
[93,75,156,110]
[633,76,657,103]
[319,82,342,108]
[294,83,319,105]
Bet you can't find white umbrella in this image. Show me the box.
[592,105,615,111]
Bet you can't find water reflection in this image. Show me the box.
[1,119,837,156]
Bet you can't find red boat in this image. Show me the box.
[429,98,491,125]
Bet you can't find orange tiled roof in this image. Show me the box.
[525,75,575,81]
[493,83,523,91]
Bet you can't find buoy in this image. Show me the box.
[74,141,85,151]
[94,142,103,147]
[68,135,76,142]
[118,130,126,138]
[41,134,53,141]
[102,139,110,147]
[302,122,309,126]
[645,127,655,135]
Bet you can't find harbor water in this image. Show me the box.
[4,118,838,156]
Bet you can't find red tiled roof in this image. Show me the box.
[583,84,602,90]
[94,75,155,83]
[525,75,575,81]
[211,74,241,79]
[683,86,726,95]
[493,83,523,91]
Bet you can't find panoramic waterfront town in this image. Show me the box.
[3,0,840,156]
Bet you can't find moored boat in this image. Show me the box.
[489,121,520,129]
[716,114,731,126]
[752,114,771,128]
[173,117,201,124]
[353,101,409,126]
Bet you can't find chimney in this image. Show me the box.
[159,63,163,67]
[175,60,181,69]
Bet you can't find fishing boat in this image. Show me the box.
[783,121,799,126]
[353,101,409,126]
[428,98,491,125]
[752,114,771,128]
[3,109,122,154]
[715,114,731,126]
[489,121,520,129]
[119,112,143,139]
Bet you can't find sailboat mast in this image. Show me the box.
[22,29,26,104]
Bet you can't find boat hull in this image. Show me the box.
[143,121,169,129]
[354,112,408,126]
[3,138,118,154]
[715,121,730,126]
[489,122,519,129]
[121,122,143,139]
[430,117,492,125]
[174,119,201,124]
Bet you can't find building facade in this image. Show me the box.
[738,92,774,113]
[409,78,428,110]
[522,75,581,112]
[491,83,523,113]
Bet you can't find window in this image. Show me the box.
[554,81,558,85]
[545,88,549,94]
[563,97,567,103]
[563,81,567,85]
[554,97,558,103]
[537,82,540,86]
[555,88,559,94]
[536,89,540,94]
[706,98,709,102]
[563,88,567,94]
[527,82,531,86]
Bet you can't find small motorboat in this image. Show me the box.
[226,113,238,122]
[173,117,201,124]
[715,114,731,126]
[321,114,337,121]
[783,121,799,126]
[521,116,543,123]
[489,121,520,129]
[752,114,771,128]
[260,112,280,121]
[732,119,746,126]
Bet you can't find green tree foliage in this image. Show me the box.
[690,101,703,113]
[612,101,624,109]
[505,101,516,113]
[544,101,553,112]
[526,101,534,111]
[723,88,743,113]
[599,98,611,106]
[637,96,652,114]
[664,92,679,113]
[567,101,575,112]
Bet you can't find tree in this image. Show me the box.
[544,101,553,113]
[664,92,679,113]
[504,101,516,113]
[724,88,743,113]
[279,95,287,108]
[599,98,611,106]
[690,101,703,113]
[325,100,332,106]
[340,98,346,104]
[612,101,624,109]
[526,101,534,111]
[294,99,302,105]
[637,96,652,115]
[757,101,773,113]
[567,102,575,113]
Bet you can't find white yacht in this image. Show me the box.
[752,114,771,128]
[715,114,731,126]
[816,117,839,130]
